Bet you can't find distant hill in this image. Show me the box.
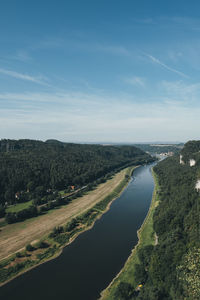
[134,143,183,154]
[180,140,200,165]
[132,141,200,299]
[0,139,154,206]
[45,139,66,145]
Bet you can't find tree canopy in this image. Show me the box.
[0,139,153,206]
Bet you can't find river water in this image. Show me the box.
[0,163,155,300]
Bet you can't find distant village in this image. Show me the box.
[159,151,174,157]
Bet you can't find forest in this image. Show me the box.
[114,140,200,300]
[0,139,153,223]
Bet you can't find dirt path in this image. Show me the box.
[0,169,127,261]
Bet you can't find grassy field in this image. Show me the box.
[100,169,160,300]
[0,165,136,286]
[0,166,134,262]
[6,200,33,213]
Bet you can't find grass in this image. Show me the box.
[0,168,128,262]
[6,200,33,213]
[58,190,71,197]
[0,165,136,286]
[100,168,160,300]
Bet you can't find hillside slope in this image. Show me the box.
[109,141,200,300]
[0,139,153,207]
[135,141,200,299]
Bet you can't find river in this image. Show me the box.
[0,163,155,300]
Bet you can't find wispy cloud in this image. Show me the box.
[70,41,131,57]
[5,50,33,63]
[0,68,48,86]
[124,76,145,87]
[145,53,189,78]
[13,50,32,62]
[96,45,130,56]
[161,80,200,102]
[1,89,200,142]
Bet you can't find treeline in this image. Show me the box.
[1,165,131,224]
[134,155,199,299]
[114,142,200,299]
[0,168,132,285]
[5,205,38,223]
[134,143,183,154]
[0,139,153,208]
[180,140,200,164]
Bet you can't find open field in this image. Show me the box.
[6,200,33,213]
[0,168,129,262]
[100,169,160,300]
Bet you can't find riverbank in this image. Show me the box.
[100,168,160,300]
[0,165,136,287]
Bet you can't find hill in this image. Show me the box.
[0,139,153,209]
[109,140,200,299]
[134,143,183,155]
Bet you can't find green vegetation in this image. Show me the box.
[0,139,154,224]
[101,170,159,300]
[0,166,135,286]
[6,200,33,213]
[181,140,200,164]
[5,205,38,224]
[103,140,200,300]
[26,244,35,252]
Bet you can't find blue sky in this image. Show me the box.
[1,0,200,143]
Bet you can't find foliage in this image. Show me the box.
[181,140,200,163]
[0,260,34,283]
[0,139,153,207]
[134,146,200,299]
[5,205,38,223]
[0,204,5,217]
[26,244,34,251]
[104,141,200,300]
[102,169,158,300]
[114,282,137,300]
[6,200,33,213]
[36,241,49,249]
[177,247,200,300]
[0,165,135,285]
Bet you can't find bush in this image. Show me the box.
[49,226,64,238]
[15,252,22,258]
[0,205,5,218]
[36,241,49,249]
[26,244,34,252]
[114,282,134,300]
[65,218,78,232]
[5,205,38,224]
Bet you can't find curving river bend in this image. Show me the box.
[0,163,156,300]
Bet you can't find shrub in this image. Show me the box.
[26,244,34,252]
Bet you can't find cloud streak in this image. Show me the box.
[0,68,48,85]
[1,89,200,142]
[124,76,145,87]
[145,54,189,78]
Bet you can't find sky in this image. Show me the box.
[1,0,200,143]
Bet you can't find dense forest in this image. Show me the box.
[115,140,200,300]
[180,140,200,164]
[0,139,153,212]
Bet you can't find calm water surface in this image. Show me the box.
[0,163,155,300]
